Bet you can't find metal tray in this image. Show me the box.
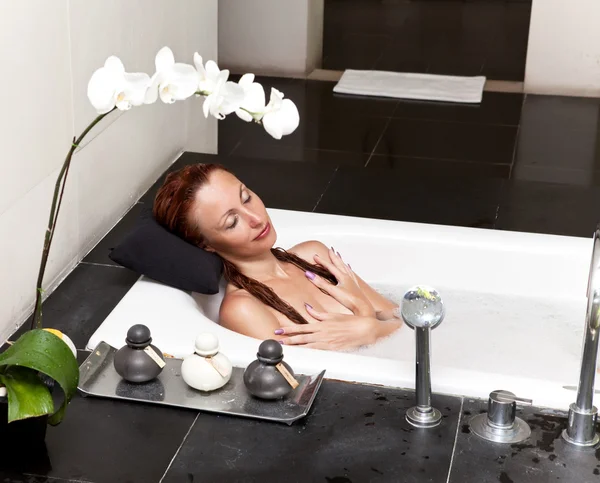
[78,342,325,425]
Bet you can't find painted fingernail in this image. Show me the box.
[305,303,313,310]
[274,329,284,335]
[348,264,352,270]
[305,271,316,280]
[278,340,285,344]
[337,251,342,259]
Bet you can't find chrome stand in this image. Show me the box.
[563,225,600,447]
[400,286,445,429]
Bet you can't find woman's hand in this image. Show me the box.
[276,305,400,351]
[306,247,375,317]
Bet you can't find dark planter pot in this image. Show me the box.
[0,396,48,446]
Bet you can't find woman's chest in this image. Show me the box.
[266,271,352,326]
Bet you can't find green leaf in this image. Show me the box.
[0,329,79,425]
[0,366,53,422]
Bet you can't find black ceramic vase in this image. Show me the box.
[243,339,296,400]
[113,324,165,383]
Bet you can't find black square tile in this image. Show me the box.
[0,351,196,482]
[144,152,337,213]
[234,115,388,156]
[316,166,502,228]
[324,0,408,37]
[221,79,396,161]
[213,156,338,211]
[513,95,600,172]
[367,154,511,179]
[1,395,196,483]
[304,81,399,120]
[323,33,390,71]
[426,53,485,77]
[83,202,145,267]
[450,398,600,483]
[373,44,430,74]
[510,165,600,188]
[15,264,140,350]
[392,92,524,126]
[162,381,461,483]
[230,145,369,166]
[375,118,518,164]
[324,0,531,80]
[478,3,531,81]
[496,180,600,237]
[481,61,526,83]
[518,95,600,134]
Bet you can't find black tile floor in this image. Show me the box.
[5,78,600,482]
[162,383,461,483]
[323,0,532,81]
[450,400,600,483]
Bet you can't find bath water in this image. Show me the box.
[354,284,586,378]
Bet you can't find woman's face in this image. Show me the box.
[188,169,276,259]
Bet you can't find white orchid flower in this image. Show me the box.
[192,54,244,119]
[261,88,300,139]
[202,72,245,120]
[144,47,198,104]
[235,74,267,123]
[87,56,150,114]
[193,54,222,95]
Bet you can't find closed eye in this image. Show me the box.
[227,216,238,230]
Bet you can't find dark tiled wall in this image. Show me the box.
[323,0,532,81]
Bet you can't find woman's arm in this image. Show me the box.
[290,240,399,319]
[219,291,282,340]
[278,308,401,351]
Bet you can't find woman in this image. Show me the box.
[153,163,402,350]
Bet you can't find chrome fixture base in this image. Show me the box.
[406,406,442,429]
[562,403,600,447]
[470,413,531,444]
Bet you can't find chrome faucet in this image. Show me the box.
[399,286,445,428]
[563,225,600,447]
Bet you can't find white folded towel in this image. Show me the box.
[333,70,487,104]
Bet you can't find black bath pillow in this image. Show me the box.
[109,205,223,294]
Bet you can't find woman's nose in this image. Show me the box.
[245,210,262,228]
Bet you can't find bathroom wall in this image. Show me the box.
[525,0,600,97]
[0,0,218,341]
[218,0,324,77]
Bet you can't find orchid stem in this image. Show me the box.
[32,109,115,330]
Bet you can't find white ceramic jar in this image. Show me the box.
[181,333,233,392]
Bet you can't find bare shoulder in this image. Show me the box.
[288,240,330,262]
[219,289,280,339]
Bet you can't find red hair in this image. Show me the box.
[153,163,336,325]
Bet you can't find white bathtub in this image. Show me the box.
[88,208,594,410]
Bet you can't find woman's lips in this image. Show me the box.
[254,223,271,241]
